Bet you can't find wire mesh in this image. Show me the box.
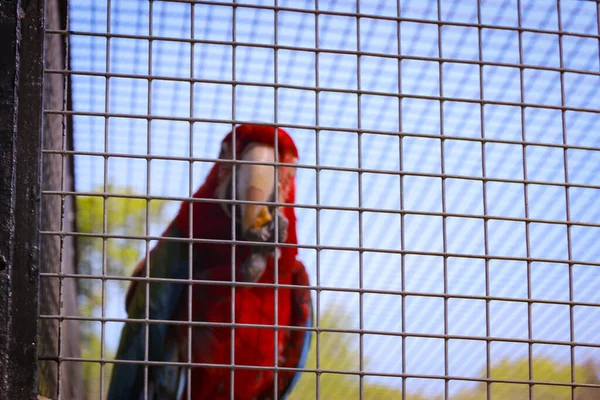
[40,0,600,399]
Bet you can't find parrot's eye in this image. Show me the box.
[219,142,231,159]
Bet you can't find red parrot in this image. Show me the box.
[107,125,313,400]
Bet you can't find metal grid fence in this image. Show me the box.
[39,0,600,399]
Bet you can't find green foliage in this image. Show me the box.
[76,185,167,399]
[288,308,600,400]
[77,185,167,280]
[288,308,413,400]
[452,357,600,400]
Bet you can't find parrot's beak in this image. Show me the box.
[237,144,276,234]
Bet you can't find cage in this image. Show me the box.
[1,0,600,399]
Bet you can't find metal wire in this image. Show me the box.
[556,3,576,400]
[39,1,600,399]
[230,4,238,396]
[274,2,281,397]
[100,1,112,396]
[314,2,322,397]
[188,3,195,399]
[54,1,71,396]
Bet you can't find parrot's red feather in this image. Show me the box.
[221,124,299,161]
[125,125,309,399]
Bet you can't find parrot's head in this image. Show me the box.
[215,124,299,247]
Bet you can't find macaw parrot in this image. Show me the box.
[107,125,313,400]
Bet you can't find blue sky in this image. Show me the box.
[66,0,600,396]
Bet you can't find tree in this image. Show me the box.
[288,308,426,400]
[76,185,167,399]
[287,307,600,400]
[451,357,600,400]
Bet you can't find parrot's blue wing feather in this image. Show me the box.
[107,225,189,400]
[279,260,314,400]
[281,298,313,399]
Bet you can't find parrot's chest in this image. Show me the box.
[192,273,294,327]
[180,213,298,398]
[184,278,294,399]
[186,261,294,351]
